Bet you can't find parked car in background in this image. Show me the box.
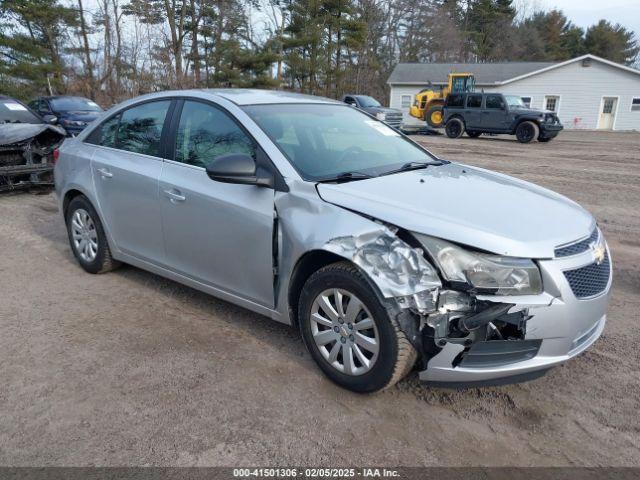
[0,95,66,192]
[443,92,563,143]
[55,89,610,393]
[29,96,103,136]
[341,94,403,130]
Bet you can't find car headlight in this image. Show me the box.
[414,234,542,295]
[376,112,386,121]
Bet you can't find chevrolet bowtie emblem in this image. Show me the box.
[592,243,606,265]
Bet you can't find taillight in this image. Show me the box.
[52,148,59,164]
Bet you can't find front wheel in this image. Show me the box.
[515,121,539,143]
[298,262,416,393]
[445,118,464,139]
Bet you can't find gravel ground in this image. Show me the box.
[0,130,638,467]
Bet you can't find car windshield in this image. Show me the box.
[505,95,527,108]
[356,96,381,108]
[50,97,102,112]
[0,99,43,124]
[244,104,438,181]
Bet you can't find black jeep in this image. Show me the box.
[443,93,563,143]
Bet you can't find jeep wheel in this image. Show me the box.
[516,121,539,143]
[445,118,464,139]
[425,106,444,128]
[467,130,481,138]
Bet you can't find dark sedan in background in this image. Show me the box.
[29,96,103,136]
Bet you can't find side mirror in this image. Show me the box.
[42,114,57,124]
[205,153,274,188]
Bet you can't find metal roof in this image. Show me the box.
[387,62,556,85]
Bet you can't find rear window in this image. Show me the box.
[0,99,42,124]
[447,94,465,108]
[466,95,482,108]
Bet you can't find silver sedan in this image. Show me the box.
[54,89,611,392]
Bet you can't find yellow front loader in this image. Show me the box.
[409,73,475,127]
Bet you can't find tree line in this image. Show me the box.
[0,0,638,105]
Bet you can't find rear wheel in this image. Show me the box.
[515,121,539,143]
[467,130,481,138]
[66,195,120,274]
[425,105,444,128]
[299,262,416,393]
[445,118,464,139]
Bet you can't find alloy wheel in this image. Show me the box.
[310,288,379,376]
[70,208,98,262]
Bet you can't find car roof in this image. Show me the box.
[198,89,341,106]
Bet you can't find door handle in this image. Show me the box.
[164,189,186,203]
[97,168,113,178]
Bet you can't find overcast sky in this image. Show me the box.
[538,0,640,35]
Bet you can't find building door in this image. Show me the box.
[598,97,618,130]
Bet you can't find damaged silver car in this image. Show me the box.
[54,90,612,392]
[1,96,66,192]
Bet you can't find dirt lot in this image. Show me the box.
[0,130,639,467]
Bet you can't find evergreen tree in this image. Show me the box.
[585,20,639,65]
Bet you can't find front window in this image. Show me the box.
[485,95,505,109]
[244,104,438,181]
[355,96,381,108]
[50,97,102,112]
[505,95,527,108]
[174,100,255,168]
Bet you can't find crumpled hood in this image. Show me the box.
[0,123,66,145]
[317,163,594,258]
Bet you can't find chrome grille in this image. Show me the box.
[563,252,610,299]
[384,113,403,127]
[555,229,598,257]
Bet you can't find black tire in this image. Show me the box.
[445,118,464,139]
[467,130,481,138]
[66,195,120,274]
[515,121,539,143]
[425,105,444,127]
[298,261,416,393]
[538,136,551,142]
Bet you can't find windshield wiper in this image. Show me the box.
[381,161,435,176]
[317,171,374,183]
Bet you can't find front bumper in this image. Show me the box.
[539,123,563,138]
[420,244,612,386]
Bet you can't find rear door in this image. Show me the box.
[482,94,509,131]
[91,100,172,263]
[159,99,275,307]
[464,94,483,129]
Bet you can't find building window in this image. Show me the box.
[632,98,640,111]
[521,96,532,108]
[545,95,560,112]
[401,95,412,108]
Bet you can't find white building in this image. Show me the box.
[387,54,640,130]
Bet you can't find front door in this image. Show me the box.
[482,94,509,131]
[91,100,171,262]
[598,97,618,130]
[159,99,275,307]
